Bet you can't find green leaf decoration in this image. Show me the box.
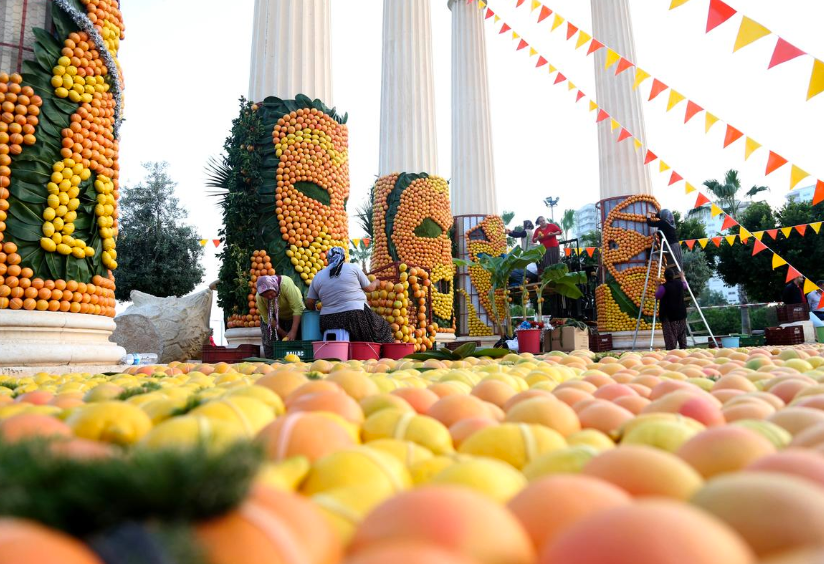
[414,217,444,239]
[293,181,331,206]
[451,341,477,359]
[472,348,512,359]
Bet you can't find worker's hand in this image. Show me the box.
[287,330,298,342]
[276,327,288,339]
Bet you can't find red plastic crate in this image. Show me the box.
[589,333,613,353]
[777,304,809,324]
[201,344,260,363]
[765,326,804,346]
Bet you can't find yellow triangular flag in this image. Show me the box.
[568,81,577,91]
[494,15,500,23]
[725,235,737,246]
[610,119,621,131]
[809,59,824,101]
[812,222,822,234]
[199,239,207,247]
[548,64,557,73]
[790,165,810,189]
[576,31,592,50]
[633,138,642,152]
[739,227,752,241]
[685,183,696,194]
[667,90,686,111]
[633,69,651,90]
[531,0,541,11]
[781,227,793,239]
[753,231,764,241]
[605,49,621,70]
[478,0,486,7]
[710,204,723,217]
[698,239,709,249]
[659,161,671,173]
[670,0,691,8]
[772,254,787,269]
[512,32,520,40]
[733,16,772,52]
[529,47,538,57]
[552,14,564,31]
[804,278,819,295]
[352,238,361,247]
[744,137,762,160]
[589,100,598,112]
[705,113,720,133]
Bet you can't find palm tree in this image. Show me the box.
[562,209,576,240]
[349,240,372,273]
[693,169,769,217]
[355,184,375,239]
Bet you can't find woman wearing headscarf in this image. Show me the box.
[306,247,394,343]
[646,208,684,273]
[255,274,306,358]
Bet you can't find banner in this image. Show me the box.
[497,0,823,192]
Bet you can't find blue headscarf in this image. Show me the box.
[327,247,346,278]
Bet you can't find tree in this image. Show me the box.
[699,289,729,307]
[694,169,769,217]
[355,184,375,240]
[562,209,576,240]
[115,162,205,301]
[349,240,372,273]
[681,250,713,299]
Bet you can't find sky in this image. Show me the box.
[116,0,824,337]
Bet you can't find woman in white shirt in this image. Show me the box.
[305,247,395,343]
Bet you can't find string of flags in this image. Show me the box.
[496,0,824,197]
[198,240,221,248]
[197,239,372,250]
[472,0,824,301]
[669,0,824,102]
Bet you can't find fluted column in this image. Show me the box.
[448,0,498,216]
[248,0,333,104]
[378,0,438,175]
[591,0,652,199]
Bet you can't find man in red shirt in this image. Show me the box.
[532,216,563,273]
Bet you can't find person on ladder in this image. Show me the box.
[646,209,684,274]
[655,268,689,350]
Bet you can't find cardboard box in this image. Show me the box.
[544,327,590,352]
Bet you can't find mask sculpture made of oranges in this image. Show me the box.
[462,215,507,337]
[596,195,662,332]
[372,173,455,336]
[0,0,124,316]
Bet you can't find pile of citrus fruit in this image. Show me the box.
[4,346,824,563]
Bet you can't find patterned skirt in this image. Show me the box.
[320,305,395,344]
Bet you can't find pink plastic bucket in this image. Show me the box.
[313,341,350,361]
[381,343,415,360]
[350,342,381,361]
[517,329,542,354]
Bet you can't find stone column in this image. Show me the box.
[591,0,652,199]
[378,0,438,175]
[248,0,333,103]
[448,0,498,216]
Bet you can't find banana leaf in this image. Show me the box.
[32,28,61,59]
[451,341,477,359]
[472,348,511,359]
[44,252,66,280]
[608,282,644,318]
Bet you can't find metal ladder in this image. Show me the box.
[631,233,719,351]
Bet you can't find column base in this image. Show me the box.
[0,310,126,367]
[225,328,263,351]
[609,330,666,351]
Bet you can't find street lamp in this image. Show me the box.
[543,197,560,222]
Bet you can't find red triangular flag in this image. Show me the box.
[644,150,658,165]
[649,79,669,101]
[362,238,371,248]
[212,239,220,247]
[766,229,778,240]
[586,248,596,257]
[769,38,806,69]
[537,6,552,23]
[576,90,586,102]
[752,239,767,256]
[686,240,696,250]
[711,237,723,247]
[815,180,824,206]
[786,266,802,283]
[587,40,604,56]
[668,171,684,186]
[695,193,711,208]
[723,125,744,148]
[617,128,632,142]
[796,224,808,236]
[721,215,738,230]
[684,101,703,123]
[485,8,495,19]
[565,248,572,257]
[516,39,528,51]
[566,23,579,40]
[536,56,548,68]
[765,151,788,175]
[516,0,527,6]
[596,109,610,123]
[499,23,511,34]
[615,58,635,75]
[554,72,567,85]
[706,0,737,33]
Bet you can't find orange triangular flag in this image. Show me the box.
[811,221,822,234]
[618,128,633,142]
[766,229,778,240]
[684,101,703,123]
[644,150,658,165]
[809,59,824,101]
[752,239,767,256]
[499,23,511,34]
[796,224,808,237]
[596,109,610,123]
[633,69,651,90]
[516,39,528,50]
[815,180,824,206]
[649,79,668,101]
[667,90,686,111]
[781,227,793,239]
[576,90,586,102]
[686,240,697,250]
[669,172,684,186]
[605,49,621,70]
[723,125,744,148]
[804,278,819,295]
[786,265,802,283]
[536,56,548,68]
[698,239,709,249]
[565,248,572,257]
[734,16,772,52]
[587,40,604,56]
[772,254,787,269]
[705,113,720,133]
[721,215,738,230]
[711,237,723,247]
[769,38,806,69]
[695,193,710,208]
[554,72,567,85]
[537,5,552,22]
[616,58,635,75]
[566,23,579,41]
[212,239,220,247]
[790,165,810,189]
[744,137,761,160]
[586,248,596,257]
[707,0,737,33]
[575,31,591,49]
[711,204,723,217]
[766,151,788,175]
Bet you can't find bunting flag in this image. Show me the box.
[633,69,651,90]
[698,239,709,249]
[744,138,762,160]
[766,229,778,240]
[537,5,552,23]
[765,151,788,175]
[710,204,723,217]
[772,254,788,269]
[586,248,596,257]
[769,38,806,70]
[199,240,208,247]
[669,171,683,186]
[352,238,361,248]
[212,239,220,248]
[684,101,703,123]
[790,166,811,189]
[813,221,823,234]
[804,278,820,295]
[785,265,802,283]
[695,193,710,208]
[723,125,743,148]
[670,0,691,9]
[720,215,738,230]
[815,180,824,206]
[686,240,696,250]
[705,113,720,133]
[724,235,737,246]
[667,90,686,111]
[648,79,668,101]
[706,0,737,33]
[752,239,767,256]
[711,237,723,248]
[734,17,772,52]
[810,60,824,101]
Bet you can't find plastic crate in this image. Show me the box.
[589,333,613,353]
[201,344,260,364]
[777,304,809,324]
[765,326,804,346]
[738,335,766,347]
[270,340,315,362]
